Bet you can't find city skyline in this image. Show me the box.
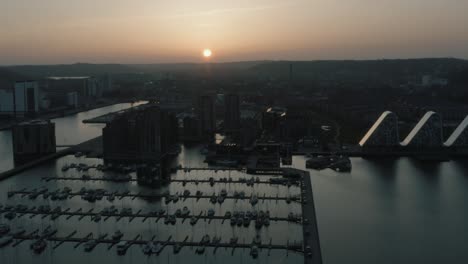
[2,1,468,263]
[1,0,468,65]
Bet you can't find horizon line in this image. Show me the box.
[1,57,466,67]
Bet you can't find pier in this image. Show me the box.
[0,136,102,182]
[7,188,302,203]
[41,176,300,187]
[0,206,302,223]
[2,231,304,256]
[58,165,287,177]
[299,170,323,264]
[0,206,301,224]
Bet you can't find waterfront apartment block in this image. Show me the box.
[102,104,177,164]
[12,119,56,163]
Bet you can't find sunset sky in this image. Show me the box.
[1,0,468,65]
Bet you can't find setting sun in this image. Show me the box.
[203,49,212,58]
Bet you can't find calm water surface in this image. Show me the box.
[291,156,468,264]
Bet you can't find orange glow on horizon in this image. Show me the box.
[2,1,468,64]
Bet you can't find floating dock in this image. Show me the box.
[41,176,301,187]
[7,189,302,203]
[0,206,301,224]
[299,170,322,264]
[4,231,304,255]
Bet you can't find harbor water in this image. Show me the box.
[292,156,468,264]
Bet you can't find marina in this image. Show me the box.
[0,151,320,263]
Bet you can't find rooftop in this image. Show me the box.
[359,111,396,147]
[47,76,91,80]
[444,115,468,146]
[266,107,287,117]
[401,111,439,146]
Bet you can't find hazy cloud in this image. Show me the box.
[163,2,298,19]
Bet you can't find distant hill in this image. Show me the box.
[130,61,266,73]
[5,61,267,79]
[249,58,468,83]
[128,61,267,80]
[4,59,468,85]
[0,67,30,89]
[448,64,468,86]
[6,63,136,78]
